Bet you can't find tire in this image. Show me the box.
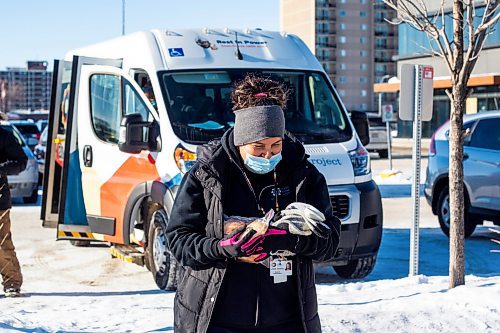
[146,205,179,290]
[333,255,377,279]
[70,240,91,247]
[23,188,38,204]
[437,186,477,238]
[378,149,389,159]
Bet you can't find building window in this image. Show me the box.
[361,24,368,31]
[339,76,347,84]
[360,11,368,17]
[361,103,368,110]
[340,49,347,57]
[339,63,347,70]
[376,39,387,48]
[360,37,368,44]
[340,23,347,30]
[360,77,368,83]
[339,10,346,17]
[361,90,367,97]
[339,89,346,96]
[339,36,347,43]
[360,50,368,57]
[360,63,368,70]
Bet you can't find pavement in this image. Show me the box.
[390,137,431,155]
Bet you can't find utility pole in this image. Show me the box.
[122,0,126,36]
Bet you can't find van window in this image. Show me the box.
[160,70,352,144]
[124,80,152,122]
[90,74,155,144]
[90,74,121,143]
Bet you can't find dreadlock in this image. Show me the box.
[231,74,291,111]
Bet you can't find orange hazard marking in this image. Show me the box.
[100,153,159,244]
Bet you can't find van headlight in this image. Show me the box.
[174,144,197,174]
[348,140,370,176]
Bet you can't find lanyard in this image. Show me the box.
[256,170,280,216]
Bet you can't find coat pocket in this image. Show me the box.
[175,295,199,332]
[177,272,209,313]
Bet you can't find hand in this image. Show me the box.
[272,202,331,239]
[217,226,264,259]
[250,227,298,262]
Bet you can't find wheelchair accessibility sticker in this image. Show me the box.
[168,48,184,57]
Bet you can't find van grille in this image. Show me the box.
[304,146,329,154]
[330,195,350,219]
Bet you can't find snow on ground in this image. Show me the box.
[1,201,499,332]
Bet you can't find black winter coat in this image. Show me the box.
[0,127,28,210]
[166,129,340,333]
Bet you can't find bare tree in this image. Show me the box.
[0,81,24,113]
[382,0,499,288]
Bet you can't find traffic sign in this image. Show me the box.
[382,104,393,122]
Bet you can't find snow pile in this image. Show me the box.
[1,207,499,332]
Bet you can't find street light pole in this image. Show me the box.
[122,0,126,36]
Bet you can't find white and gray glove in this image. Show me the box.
[271,202,331,239]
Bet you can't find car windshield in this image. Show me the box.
[159,70,352,144]
[13,123,39,135]
[0,125,26,146]
[41,127,48,144]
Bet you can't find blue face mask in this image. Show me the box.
[244,153,282,174]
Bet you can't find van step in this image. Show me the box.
[110,245,144,266]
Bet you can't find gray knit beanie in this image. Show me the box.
[233,105,285,146]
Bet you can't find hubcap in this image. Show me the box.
[440,194,450,229]
[152,212,167,273]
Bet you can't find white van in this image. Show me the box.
[42,28,383,290]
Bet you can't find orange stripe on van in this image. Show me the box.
[100,153,159,244]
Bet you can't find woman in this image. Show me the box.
[166,74,341,333]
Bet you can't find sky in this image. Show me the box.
[0,0,280,70]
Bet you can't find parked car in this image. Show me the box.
[36,119,48,132]
[9,120,41,151]
[34,126,48,181]
[365,117,388,158]
[0,121,39,204]
[425,111,500,238]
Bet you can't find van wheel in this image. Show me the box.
[23,189,38,204]
[333,255,377,279]
[146,205,179,290]
[437,186,477,238]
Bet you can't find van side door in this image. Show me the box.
[77,65,160,245]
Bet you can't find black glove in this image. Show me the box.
[251,227,299,262]
[217,226,264,259]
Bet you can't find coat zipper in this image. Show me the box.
[228,156,263,327]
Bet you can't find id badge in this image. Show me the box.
[270,257,293,283]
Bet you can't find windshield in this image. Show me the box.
[1,125,26,146]
[159,70,352,144]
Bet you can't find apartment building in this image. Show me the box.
[0,61,52,112]
[280,0,398,111]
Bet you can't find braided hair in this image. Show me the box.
[231,74,291,111]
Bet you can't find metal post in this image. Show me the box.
[386,120,393,170]
[122,0,126,36]
[409,66,423,276]
[378,92,382,118]
[378,74,391,168]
